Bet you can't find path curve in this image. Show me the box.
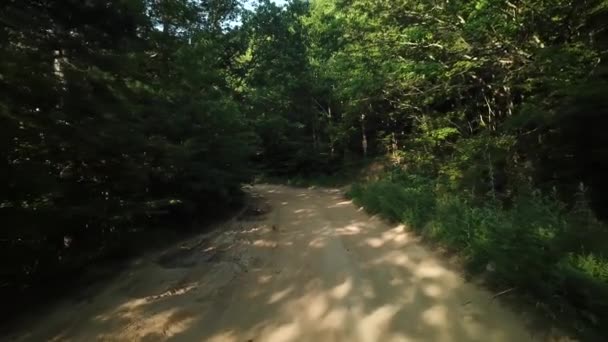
[12,184,544,341]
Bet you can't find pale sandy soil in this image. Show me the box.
[9,184,566,341]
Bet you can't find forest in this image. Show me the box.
[2,0,608,337]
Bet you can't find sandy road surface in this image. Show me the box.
[11,184,545,342]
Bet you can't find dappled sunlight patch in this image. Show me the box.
[320,307,348,329]
[370,250,412,268]
[306,294,330,320]
[262,321,301,342]
[365,237,385,248]
[95,298,147,321]
[415,263,462,290]
[422,283,444,298]
[336,223,362,236]
[96,307,197,341]
[422,305,448,327]
[294,208,313,214]
[253,239,278,248]
[269,287,294,304]
[389,254,411,267]
[382,225,410,245]
[360,225,412,249]
[309,236,327,248]
[356,304,400,341]
[203,246,217,253]
[258,274,274,284]
[207,330,238,342]
[414,260,447,279]
[327,200,353,208]
[330,278,353,299]
[162,309,198,336]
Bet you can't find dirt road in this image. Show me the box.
[12,185,545,341]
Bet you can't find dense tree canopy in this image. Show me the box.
[2,0,608,336]
[1,0,254,312]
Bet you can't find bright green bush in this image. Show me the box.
[567,253,608,284]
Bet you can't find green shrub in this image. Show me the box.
[567,253,608,284]
[349,170,608,334]
[349,174,435,227]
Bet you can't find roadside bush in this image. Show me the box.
[349,174,435,227]
[349,170,608,334]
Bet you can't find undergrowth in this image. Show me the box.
[348,171,608,339]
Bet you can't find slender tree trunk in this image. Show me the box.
[361,113,368,158]
[328,106,335,158]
